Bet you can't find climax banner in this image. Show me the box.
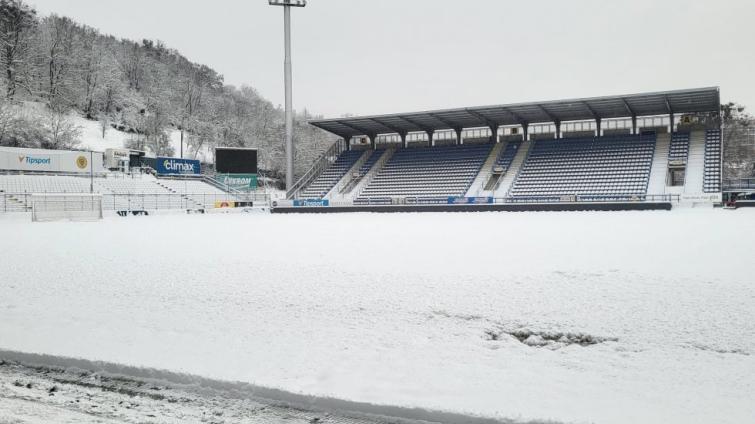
[156,157,200,175]
[216,174,257,191]
[293,199,329,207]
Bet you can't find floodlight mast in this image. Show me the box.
[269,0,306,190]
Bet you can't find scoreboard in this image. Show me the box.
[215,147,257,174]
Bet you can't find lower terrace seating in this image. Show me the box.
[668,132,690,163]
[299,150,363,198]
[0,174,240,211]
[0,174,91,194]
[509,134,656,200]
[703,129,721,192]
[356,144,492,202]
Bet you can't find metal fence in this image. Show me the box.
[2,192,270,213]
[723,178,755,190]
[291,194,682,208]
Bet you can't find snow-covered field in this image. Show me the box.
[1,209,754,424]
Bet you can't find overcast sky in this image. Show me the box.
[29,0,755,118]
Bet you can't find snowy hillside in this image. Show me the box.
[0,209,753,424]
[17,101,213,162]
[75,114,213,163]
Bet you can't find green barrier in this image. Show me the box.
[216,174,257,191]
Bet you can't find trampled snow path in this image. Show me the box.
[1,209,754,423]
[0,357,406,424]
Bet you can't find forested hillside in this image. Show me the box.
[0,0,335,181]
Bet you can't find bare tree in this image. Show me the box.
[722,102,755,179]
[0,0,36,99]
[42,104,81,149]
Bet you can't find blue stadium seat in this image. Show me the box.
[299,150,364,199]
[668,132,690,164]
[703,129,721,193]
[509,134,656,201]
[355,144,492,202]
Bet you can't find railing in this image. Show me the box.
[503,194,680,204]
[1,192,270,213]
[286,139,347,200]
[723,178,755,190]
[156,173,246,195]
[314,193,682,208]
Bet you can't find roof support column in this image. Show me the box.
[369,135,377,150]
[555,121,562,139]
[400,132,407,148]
[427,131,434,147]
[455,128,463,145]
[631,115,637,135]
[669,112,675,134]
[344,136,351,151]
[489,125,499,144]
[522,123,529,141]
[596,118,602,137]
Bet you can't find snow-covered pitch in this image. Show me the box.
[1,209,753,424]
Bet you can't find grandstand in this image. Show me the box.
[278,87,723,212]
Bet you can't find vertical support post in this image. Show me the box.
[283,5,294,191]
[596,118,602,137]
[400,132,407,148]
[89,151,94,194]
[555,121,562,139]
[523,123,529,141]
[489,125,499,144]
[369,135,376,150]
[669,112,674,134]
[631,115,637,135]
[427,131,434,147]
[344,136,351,151]
[455,128,463,145]
[180,130,184,158]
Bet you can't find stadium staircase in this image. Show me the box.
[683,130,706,193]
[493,139,532,197]
[465,142,504,197]
[351,147,395,199]
[298,150,364,199]
[646,132,671,194]
[326,149,371,200]
[153,180,210,210]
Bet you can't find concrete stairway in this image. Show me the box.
[326,150,370,200]
[465,142,504,197]
[352,147,396,200]
[494,139,532,198]
[684,130,706,194]
[646,133,671,195]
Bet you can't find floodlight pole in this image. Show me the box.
[270,0,305,190]
[283,5,294,190]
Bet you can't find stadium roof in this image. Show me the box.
[309,87,720,139]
